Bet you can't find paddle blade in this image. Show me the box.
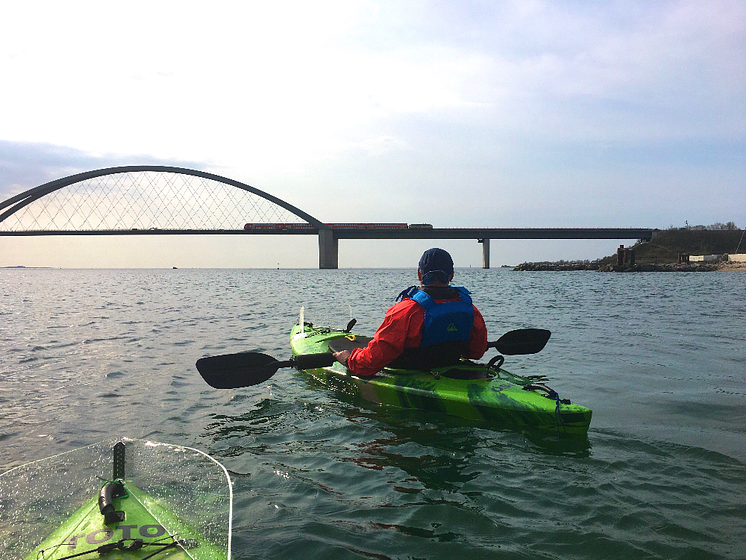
[196,352,290,389]
[196,351,336,389]
[491,328,551,355]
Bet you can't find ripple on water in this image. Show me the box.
[1,269,745,560]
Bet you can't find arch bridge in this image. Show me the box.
[0,166,654,268]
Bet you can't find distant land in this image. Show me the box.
[1,266,53,269]
[515,226,746,272]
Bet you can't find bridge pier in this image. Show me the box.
[318,230,338,269]
[479,239,490,269]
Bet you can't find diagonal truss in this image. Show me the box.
[0,166,326,233]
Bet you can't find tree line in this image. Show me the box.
[668,221,740,231]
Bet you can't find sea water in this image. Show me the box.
[1,268,745,559]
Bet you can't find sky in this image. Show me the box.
[1,0,744,268]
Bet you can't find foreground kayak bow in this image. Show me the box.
[1,439,232,560]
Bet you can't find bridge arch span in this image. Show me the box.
[0,165,327,231]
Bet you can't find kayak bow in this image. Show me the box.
[0,439,232,560]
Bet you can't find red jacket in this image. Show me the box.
[347,294,488,377]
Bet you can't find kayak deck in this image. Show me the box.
[290,320,592,435]
[23,483,222,560]
[2,439,231,560]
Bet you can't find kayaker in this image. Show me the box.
[332,247,488,376]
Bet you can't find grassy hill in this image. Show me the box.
[602,228,745,265]
[516,227,745,271]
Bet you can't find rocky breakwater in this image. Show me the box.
[514,261,733,272]
[514,261,600,271]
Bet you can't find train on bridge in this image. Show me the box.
[243,222,434,231]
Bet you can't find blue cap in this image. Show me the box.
[418,248,453,285]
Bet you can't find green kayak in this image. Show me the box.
[0,439,232,560]
[290,309,592,435]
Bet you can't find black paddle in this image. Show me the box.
[196,351,335,389]
[487,328,551,355]
[196,328,551,389]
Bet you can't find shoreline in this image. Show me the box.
[514,261,746,272]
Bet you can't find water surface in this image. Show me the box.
[1,268,744,559]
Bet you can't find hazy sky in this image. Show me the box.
[1,0,744,268]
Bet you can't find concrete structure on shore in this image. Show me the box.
[688,253,746,263]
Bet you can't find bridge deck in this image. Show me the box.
[0,166,655,269]
[0,227,655,240]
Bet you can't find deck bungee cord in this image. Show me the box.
[36,535,194,560]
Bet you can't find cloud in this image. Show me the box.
[0,142,99,197]
[0,141,211,198]
[0,1,744,267]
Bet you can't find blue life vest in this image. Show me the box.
[410,287,474,347]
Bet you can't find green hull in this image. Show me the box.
[290,321,592,435]
[1,439,232,560]
[21,483,225,560]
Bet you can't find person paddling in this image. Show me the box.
[332,247,488,376]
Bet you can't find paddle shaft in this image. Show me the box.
[197,328,550,389]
